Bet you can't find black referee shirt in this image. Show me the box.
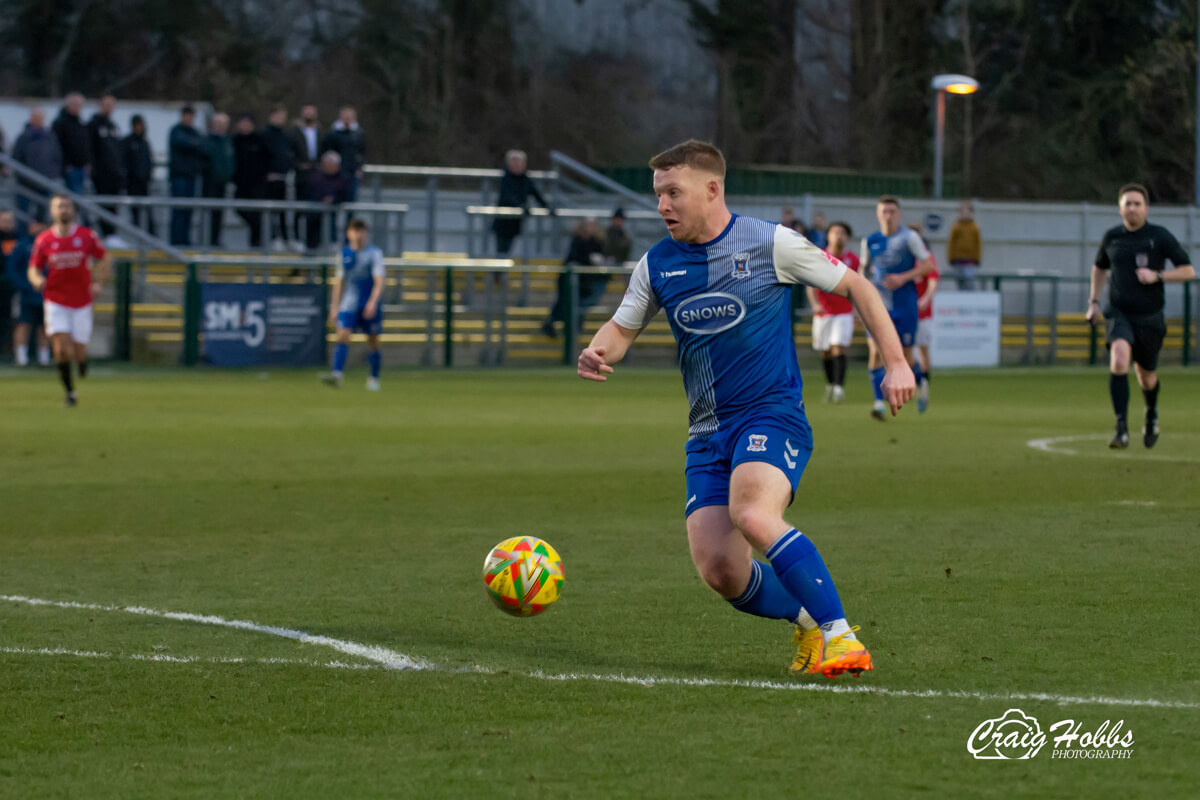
[1095,223,1190,317]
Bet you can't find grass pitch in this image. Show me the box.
[1,364,1198,798]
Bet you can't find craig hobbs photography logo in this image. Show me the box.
[968,709,1134,760]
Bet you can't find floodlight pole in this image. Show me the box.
[933,89,947,200]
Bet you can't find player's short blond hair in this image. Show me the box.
[648,139,726,178]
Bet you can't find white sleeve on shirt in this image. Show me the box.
[905,229,931,261]
[371,248,386,279]
[611,254,661,330]
[772,224,847,292]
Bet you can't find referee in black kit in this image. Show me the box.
[1087,184,1195,448]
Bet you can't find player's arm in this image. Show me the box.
[883,231,934,288]
[91,252,112,294]
[327,276,343,326]
[363,254,386,319]
[579,254,658,382]
[833,270,915,414]
[917,273,939,313]
[1148,235,1195,283]
[1087,233,1111,323]
[27,262,44,292]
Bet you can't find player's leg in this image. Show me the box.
[1132,321,1164,448]
[70,305,93,379]
[829,343,845,403]
[866,335,886,420]
[366,333,382,391]
[728,461,871,677]
[1107,321,1133,447]
[36,323,50,366]
[45,302,76,404]
[323,323,353,387]
[916,319,932,408]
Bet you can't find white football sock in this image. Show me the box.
[821,618,857,643]
[796,608,818,630]
[15,348,28,366]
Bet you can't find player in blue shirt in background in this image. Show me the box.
[322,218,386,390]
[861,196,936,419]
[578,140,915,678]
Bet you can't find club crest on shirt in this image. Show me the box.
[732,252,750,279]
[747,434,768,452]
[1136,253,1149,268]
[72,238,81,247]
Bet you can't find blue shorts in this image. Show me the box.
[684,401,814,517]
[337,308,383,336]
[867,310,918,348]
[18,303,44,327]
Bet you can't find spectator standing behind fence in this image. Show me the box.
[0,210,16,357]
[7,216,50,366]
[202,113,234,247]
[947,201,981,289]
[87,95,125,241]
[321,106,365,202]
[541,217,605,338]
[232,114,269,248]
[121,115,154,236]
[604,208,632,265]
[492,149,551,257]
[168,106,207,245]
[12,109,62,222]
[53,93,89,194]
[807,211,828,249]
[262,105,296,251]
[290,105,320,243]
[304,151,349,251]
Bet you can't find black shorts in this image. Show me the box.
[18,303,44,327]
[1105,307,1166,371]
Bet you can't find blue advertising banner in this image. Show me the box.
[201,283,326,366]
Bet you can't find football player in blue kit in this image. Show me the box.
[322,218,386,390]
[577,140,915,678]
[861,196,936,419]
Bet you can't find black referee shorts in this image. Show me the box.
[1105,307,1166,371]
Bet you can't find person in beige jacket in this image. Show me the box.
[947,201,981,288]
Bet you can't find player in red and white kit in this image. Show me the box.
[910,224,940,411]
[27,194,110,406]
[805,221,860,403]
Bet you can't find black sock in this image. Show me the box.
[833,354,847,387]
[922,368,931,383]
[1109,372,1129,422]
[822,356,834,384]
[1143,380,1159,418]
[78,360,88,378]
[58,361,74,394]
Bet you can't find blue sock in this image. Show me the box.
[912,360,925,385]
[727,560,802,622]
[765,528,845,625]
[869,367,885,402]
[332,343,348,374]
[368,350,381,379]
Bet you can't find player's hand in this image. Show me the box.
[30,274,45,292]
[90,281,102,296]
[1136,268,1159,284]
[881,360,916,416]
[1085,301,1100,325]
[327,310,338,327]
[882,274,906,290]
[363,301,377,320]
[578,346,614,382]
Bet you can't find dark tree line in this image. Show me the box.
[0,0,1195,201]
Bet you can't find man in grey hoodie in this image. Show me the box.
[12,108,62,223]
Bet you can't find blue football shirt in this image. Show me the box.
[612,214,847,439]
[336,245,386,313]
[861,228,929,315]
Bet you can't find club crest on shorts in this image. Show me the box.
[732,252,750,279]
[747,434,768,452]
[1136,253,1149,268]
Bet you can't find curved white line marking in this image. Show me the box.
[1027,434,1200,463]
[0,645,374,670]
[4,594,1197,710]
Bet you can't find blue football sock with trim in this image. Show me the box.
[368,350,381,379]
[765,528,845,625]
[912,360,925,385]
[727,560,803,622]
[869,367,885,402]
[332,343,348,374]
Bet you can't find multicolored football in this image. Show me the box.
[482,536,564,617]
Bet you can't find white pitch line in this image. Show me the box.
[0,645,374,670]
[1027,433,1200,463]
[4,594,1198,711]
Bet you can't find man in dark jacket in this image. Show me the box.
[87,95,125,237]
[261,104,294,249]
[12,108,62,223]
[492,149,551,256]
[122,115,155,235]
[168,106,207,245]
[232,113,270,248]
[289,105,320,242]
[52,93,89,194]
[7,216,50,366]
[304,151,349,250]
[320,106,365,202]
[203,113,234,247]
